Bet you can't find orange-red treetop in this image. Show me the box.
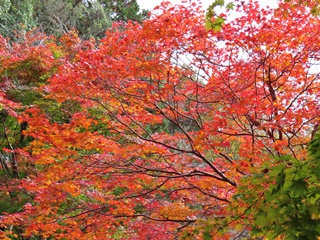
[1,0,320,239]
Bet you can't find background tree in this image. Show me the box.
[0,0,35,41]
[102,0,148,22]
[0,0,148,40]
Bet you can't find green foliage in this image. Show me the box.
[234,131,320,239]
[32,0,112,40]
[7,89,41,106]
[0,0,36,40]
[35,99,81,124]
[205,0,227,32]
[0,0,148,40]
[102,0,148,22]
[0,188,30,214]
[112,186,128,196]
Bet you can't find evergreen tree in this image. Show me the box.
[0,0,148,40]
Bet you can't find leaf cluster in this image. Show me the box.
[235,131,320,239]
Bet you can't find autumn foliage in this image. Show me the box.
[0,0,320,239]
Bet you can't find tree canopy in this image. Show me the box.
[0,0,148,40]
[0,0,320,239]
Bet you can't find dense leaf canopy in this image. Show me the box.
[0,0,320,239]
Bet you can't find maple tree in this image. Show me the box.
[0,0,320,239]
[0,30,63,180]
[0,30,85,238]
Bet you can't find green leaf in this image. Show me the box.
[265,208,277,224]
[311,165,320,179]
[291,179,308,196]
[275,170,286,191]
[205,1,225,31]
[254,210,267,227]
[203,231,212,240]
[226,2,234,10]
